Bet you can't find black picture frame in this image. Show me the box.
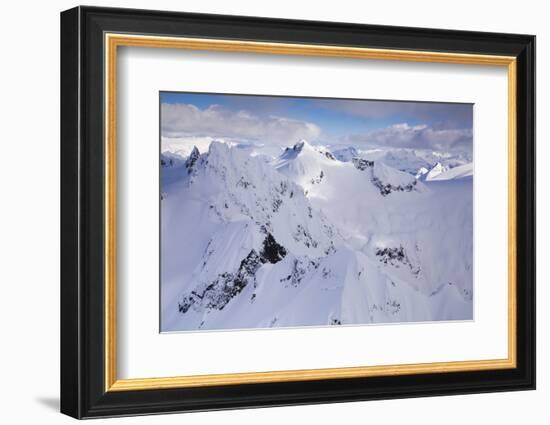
[61,5,535,419]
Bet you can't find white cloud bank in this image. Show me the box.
[346,123,473,155]
[161,103,321,146]
[317,99,473,129]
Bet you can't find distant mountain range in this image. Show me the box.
[160,139,473,332]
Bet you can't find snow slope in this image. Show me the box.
[161,140,473,331]
[427,162,473,181]
[336,147,471,180]
[331,146,358,162]
[425,162,447,181]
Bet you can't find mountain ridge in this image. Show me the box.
[161,140,473,331]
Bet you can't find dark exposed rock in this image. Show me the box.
[272,198,283,212]
[277,181,289,196]
[280,258,319,287]
[179,249,262,313]
[160,157,174,168]
[179,233,287,314]
[185,146,200,174]
[376,246,406,264]
[317,149,336,160]
[371,176,417,196]
[292,141,305,152]
[370,299,401,315]
[352,158,374,170]
[238,249,263,278]
[323,151,336,160]
[237,177,252,189]
[293,224,319,248]
[375,245,421,276]
[260,233,287,264]
[310,170,324,184]
[386,300,401,315]
[352,157,417,195]
[324,241,336,255]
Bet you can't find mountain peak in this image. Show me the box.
[208,140,229,155]
[425,162,447,181]
[277,140,316,162]
[190,145,200,158]
[185,145,201,173]
[162,136,474,331]
[290,139,314,154]
[332,146,359,162]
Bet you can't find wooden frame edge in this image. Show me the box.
[107,358,516,391]
[104,33,518,393]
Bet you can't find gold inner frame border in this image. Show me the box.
[104,33,517,392]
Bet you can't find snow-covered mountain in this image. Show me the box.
[425,162,447,181]
[331,146,359,162]
[161,140,473,332]
[375,149,434,175]
[427,162,473,181]
[332,147,471,180]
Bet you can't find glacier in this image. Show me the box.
[160,139,473,332]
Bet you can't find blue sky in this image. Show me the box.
[160,92,473,154]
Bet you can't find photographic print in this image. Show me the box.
[160,93,473,332]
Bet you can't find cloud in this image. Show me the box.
[345,123,473,154]
[161,103,321,146]
[317,99,473,129]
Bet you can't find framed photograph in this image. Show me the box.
[60,6,535,419]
